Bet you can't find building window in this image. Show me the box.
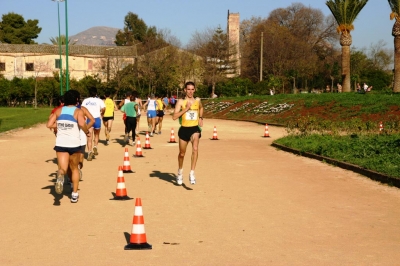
[88,60,93,70]
[0,62,5,71]
[55,59,61,69]
[26,63,34,71]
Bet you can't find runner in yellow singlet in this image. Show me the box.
[102,92,117,145]
[172,81,204,185]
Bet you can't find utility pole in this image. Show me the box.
[260,32,263,82]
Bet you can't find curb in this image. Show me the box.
[271,142,400,188]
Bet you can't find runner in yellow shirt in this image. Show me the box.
[102,92,117,145]
[172,81,204,185]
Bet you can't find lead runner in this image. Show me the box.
[172,81,204,185]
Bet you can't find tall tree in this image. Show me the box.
[115,12,147,46]
[0,13,41,44]
[388,0,400,92]
[326,0,369,92]
[189,27,237,96]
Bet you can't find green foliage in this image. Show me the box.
[0,107,52,132]
[215,77,254,97]
[115,12,148,46]
[326,0,369,29]
[275,134,400,178]
[0,13,42,44]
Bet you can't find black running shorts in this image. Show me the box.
[178,126,201,141]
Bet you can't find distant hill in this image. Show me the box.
[69,26,120,46]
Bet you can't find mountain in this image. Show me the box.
[69,26,120,46]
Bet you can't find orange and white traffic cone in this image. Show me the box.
[379,121,383,133]
[263,123,270,138]
[124,198,152,250]
[133,137,144,157]
[110,166,132,200]
[210,126,219,140]
[168,128,177,143]
[143,132,152,149]
[122,148,134,173]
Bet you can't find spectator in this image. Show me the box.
[363,83,368,92]
[337,83,342,93]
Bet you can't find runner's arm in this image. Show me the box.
[173,99,190,120]
[82,106,95,129]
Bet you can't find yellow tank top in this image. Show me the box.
[181,99,200,127]
[156,99,163,111]
[104,98,115,117]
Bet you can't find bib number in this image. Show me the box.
[185,110,198,121]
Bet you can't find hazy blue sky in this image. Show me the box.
[1,0,393,52]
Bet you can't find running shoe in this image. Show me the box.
[93,146,99,155]
[176,169,183,185]
[55,171,64,194]
[87,151,93,161]
[158,131,161,135]
[106,140,109,145]
[71,192,79,203]
[189,172,196,185]
[150,132,154,137]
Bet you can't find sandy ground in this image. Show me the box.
[1,111,400,266]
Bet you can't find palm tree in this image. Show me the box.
[49,35,75,45]
[326,0,369,92]
[388,0,400,92]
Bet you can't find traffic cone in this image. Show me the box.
[210,126,219,140]
[168,128,177,143]
[143,132,152,149]
[122,148,134,173]
[133,137,144,157]
[379,121,383,133]
[124,198,152,250]
[110,166,132,200]
[263,124,270,138]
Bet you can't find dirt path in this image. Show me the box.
[1,112,400,265]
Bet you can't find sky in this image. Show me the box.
[1,0,393,52]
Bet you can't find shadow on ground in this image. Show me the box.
[150,170,193,190]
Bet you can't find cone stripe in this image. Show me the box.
[117,183,126,189]
[132,224,145,234]
[134,206,143,215]
[130,233,147,243]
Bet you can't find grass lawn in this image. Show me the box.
[0,107,52,133]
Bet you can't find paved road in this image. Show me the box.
[1,112,400,265]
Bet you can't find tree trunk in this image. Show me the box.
[341,44,351,92]
[340,31,352,93]
[394,35,400,92]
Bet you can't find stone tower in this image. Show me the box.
[227,10,240,76]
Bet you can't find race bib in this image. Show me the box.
[185,110,198,121]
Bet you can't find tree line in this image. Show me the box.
[0,1,398,107]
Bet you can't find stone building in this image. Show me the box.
[227,10,240,76]
[0,43,137,82]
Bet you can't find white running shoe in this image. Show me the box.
[71,192,79,203]
[55,171,64,194]
[189,171,196,185]
[176,169,183,185]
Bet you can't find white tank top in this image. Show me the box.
[147,99,156,111]
[56,106,81,148]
